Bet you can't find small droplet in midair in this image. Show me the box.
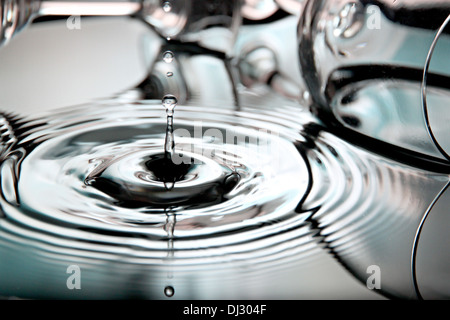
[166,72,173,77]
[166,37,171,41]
[162,2,172,13]
[163,51,174,64]
[164,286,175,297]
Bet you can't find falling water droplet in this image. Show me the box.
[163,51,174,64]
[167,72,173,77]
[162,94,177,116]
[162,2,172,13]
[163,95,177,161]
[164,286,175,297]
[164,211,176,237]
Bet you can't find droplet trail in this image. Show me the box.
[162,95,177,161]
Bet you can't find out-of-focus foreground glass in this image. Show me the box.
[299,0,450,163]
[298,0,450,299]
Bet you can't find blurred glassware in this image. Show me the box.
[142,0,241,55]
[0,0,241,55]
[236,0,307,103]
[0,0,40,46]
[274,0,304,16]
[298,0,450,168]
[129,0,242,107]
[298,0,450,300]
[241,0,279,20]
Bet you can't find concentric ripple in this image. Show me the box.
[1,97,447,299]
[299,127,449,300]
[0,100,311,260]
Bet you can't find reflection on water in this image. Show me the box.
[0,89,447,299]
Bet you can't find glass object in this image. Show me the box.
[142,0,241,54]
[241,0,279,20]
[235,2,306,102]
[275,0,304,16]
[298,0,450,299]
[298,0,450,167]
[0,0,241,55]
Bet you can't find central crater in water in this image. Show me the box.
[86,150,241,208]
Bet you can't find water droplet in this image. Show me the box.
[166,37,171,41]
[162,94,178,116]
[163,51,174,64]
[164,181,175,191]
[162,2,172,13]
[162,95,177,160]
[164,286,175,297]
[164,211,176,237]
[166,72,173,77]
